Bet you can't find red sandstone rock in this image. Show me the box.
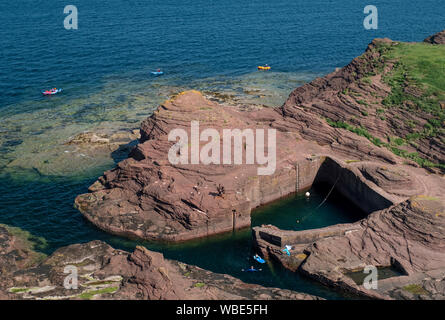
[254,196,445,299]
[0,230,320,300]
[75,90,326,241]
[72,34,445,300]
[75,84,442,242]
[282,38,444,168]
[424,30,445,44]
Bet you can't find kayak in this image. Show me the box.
[42,88,62,95]
[243,268,262,272]
[253,255,266,264]
[151,71,164,76]
[258,66,271,70]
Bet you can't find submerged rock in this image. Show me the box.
[0,224,47,275]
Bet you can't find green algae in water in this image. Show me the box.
[346,267,404,286]
[0,223,48,252]
[0,223,48,267]
[0,71,315,178]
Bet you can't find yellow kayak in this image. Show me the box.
[258,65,271,70]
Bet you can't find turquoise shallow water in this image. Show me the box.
[0,0,444,299]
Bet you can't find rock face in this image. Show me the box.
[75,88,442,242]
[75,90,330,241]
[282,38,445,169]
[424,30,445,44]
[0,227,319,300]
[73,33,445,299]
[249,33,445,300]
[254,196,445,299]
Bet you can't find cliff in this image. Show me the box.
[72,32,445,299]
[75,35,444,242]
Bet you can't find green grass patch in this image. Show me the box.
[326,119,383,147]
[380,42,445,132]
[326,119,445,169]
[194,282,206,288]
[390,137,405,146]
[403,284,429,295]
[78,287,118,300]
[361,77,372,85]
[9,287,30,293]
[85,280,117,286]
[331,41,445,170]
[345,160,361,164]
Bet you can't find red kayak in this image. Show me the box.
[42,88,62,95]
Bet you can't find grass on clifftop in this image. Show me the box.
[381,42,445,118]
[381,42,444,169]
[328,41,445,170]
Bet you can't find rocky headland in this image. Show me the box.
[66,30,444,299]
[0,225,319,300]
[251,30,445,300]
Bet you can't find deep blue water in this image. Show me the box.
[0,0,443,299]
[1,0,444,109]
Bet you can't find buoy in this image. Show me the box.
[305,192,310,197]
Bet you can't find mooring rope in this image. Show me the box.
[314,173,342,210]
[298,172,342,224]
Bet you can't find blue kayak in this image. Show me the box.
[150,71,164,76]
[253,255,266,264]
[243,268,261,272]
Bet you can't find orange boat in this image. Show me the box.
[258,65,271,70]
